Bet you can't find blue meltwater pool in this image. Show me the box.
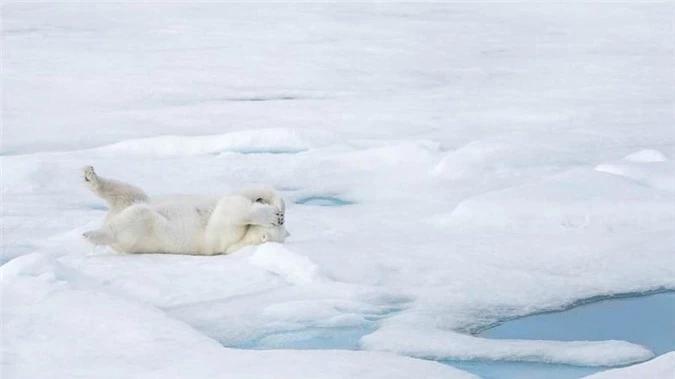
[295,196,353,207]
[445,291,675,379]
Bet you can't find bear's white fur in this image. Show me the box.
[81,166,289,255]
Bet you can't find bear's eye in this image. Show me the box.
[256,197,265,203]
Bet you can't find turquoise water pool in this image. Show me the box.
[482,291,674,354]
[446,291,675,379]
[295,196,353,206]
[235,325,375,350]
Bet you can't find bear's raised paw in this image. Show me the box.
[82,165,98,183]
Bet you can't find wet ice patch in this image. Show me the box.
[238,325,376,350]
[223,148,305,155]
[227,295,408,350]
[82,203,108,211]
[168,283,411,352]
[295,196,353,207]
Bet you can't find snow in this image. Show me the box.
[2,254,474,379]
[582,352,675,379]
[248,243,319,285]
[622,149,669,163]
[594,151,675,192]
[2,2,674,379]
[361,328,654,366]
[85,129,342,157]
[443,167,674,232]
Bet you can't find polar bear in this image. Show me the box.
[81,166,290,255]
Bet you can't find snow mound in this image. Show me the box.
[58,253,279,308]
[622,149,668,163]
[582,352,675,378]
[444,168,674,232]
[360,327,654,367]
[85,128,343,157]
[333,140,441,171]
[595,150,674,192]
[432,138,569,180]
[0,155,68,194]
[433,140,506,180]
[249,243,319,285]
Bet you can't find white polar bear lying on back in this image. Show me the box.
[81,166,290,255]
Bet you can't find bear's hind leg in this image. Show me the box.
[82,166,149,216]
[109,205,162,253]
[83,205,163,254]
[83,227,113,246]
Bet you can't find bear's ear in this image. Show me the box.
[260,233,269,242]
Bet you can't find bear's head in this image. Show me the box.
[259,226,291,243]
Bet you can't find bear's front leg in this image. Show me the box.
[248,202,284,227]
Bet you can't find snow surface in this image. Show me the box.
[582,352,675,379]
[360,329,654,366]
[2,2,674,379]
[1,253,475,379]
